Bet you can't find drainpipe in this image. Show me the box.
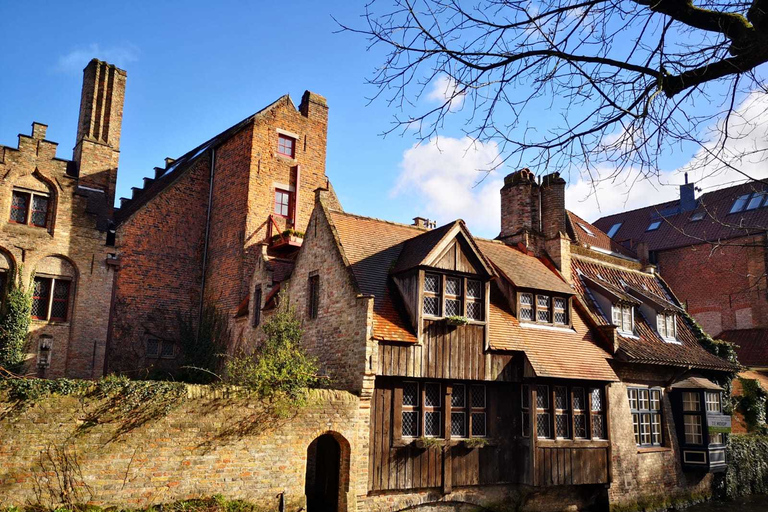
[198,148,216,335]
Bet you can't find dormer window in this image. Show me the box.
[422,272,485,321]
[657,312,677,340]
[518,292,569,326]
[612,303,634,334]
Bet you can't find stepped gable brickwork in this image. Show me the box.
[0,59,123,378]
[108,92,341,374]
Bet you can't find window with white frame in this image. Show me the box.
[683,391,703,445]
[612,303,634,334]
[657,312,677,340]
[628,387,663,447]
[705,391,725,445]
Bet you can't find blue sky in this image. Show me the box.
[2,1,765,238]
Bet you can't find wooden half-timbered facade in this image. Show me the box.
[242,169,737,512]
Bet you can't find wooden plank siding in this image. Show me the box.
[534,445,609,486]
[378,322,519,381]
[369,380,522,492]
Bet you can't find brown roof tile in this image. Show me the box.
[488,290,617,381]
[567,211,637,258]
[571,256,735,371]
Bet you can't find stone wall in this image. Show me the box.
[0,387,368,510]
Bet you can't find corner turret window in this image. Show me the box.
[10,189,49,228]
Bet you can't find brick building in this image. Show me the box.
[593,179,768,367]
[237,169,735,511]
[107,89,341,374]
[0,59,123,378]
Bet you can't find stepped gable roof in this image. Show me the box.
[571,256,736,371]
[567,211,636,258]
[718,328,768,368]
[326,209,617,381]
[115,95,293,225]
[593,180,768,252]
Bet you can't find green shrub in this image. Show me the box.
[225,295,319,415]
[0,269,31,374]
[737,378,768,432]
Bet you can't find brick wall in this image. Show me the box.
[109,155,210,374]
[607,365,715,508]
[242,194,374,396]
[657,234,768,335]
[0,129,117,379]
[0,388,369,510]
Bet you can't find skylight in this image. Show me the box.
[690,211,705,221]
[578,223,596,237]
[746,192,767,210]
[606,222,622,238]
[731,193,752,213]
[646,220,661,231]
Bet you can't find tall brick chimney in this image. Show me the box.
[540,172,566,239]
[73,59,126,211]
[498,168,540,247]
[679,172,696,212]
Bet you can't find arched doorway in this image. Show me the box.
[306,433,341,512]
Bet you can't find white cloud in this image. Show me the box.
[56,43,139,73]
[427,75,465,111]
[392,137,503,237]
[567,91,768,221]
[394,92,768,237]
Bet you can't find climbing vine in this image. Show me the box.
[716,435,768,499]
[737,378,768,432]
[0,268,32,374]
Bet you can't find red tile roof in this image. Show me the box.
[567,211,636,258]
[488,291,617,381]
[571,256,735,371]
[718,328,768,368]
[593,181,768,252]
[327,209,617,380]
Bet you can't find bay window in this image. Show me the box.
[683,391,703,445]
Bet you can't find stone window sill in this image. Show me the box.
[637,446,672,454]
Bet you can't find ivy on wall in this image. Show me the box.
[717,435,768,499]
[737,378,768,432]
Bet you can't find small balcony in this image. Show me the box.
[266,214,303,253]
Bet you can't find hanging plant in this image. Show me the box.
[463,437,489,449]
[446,315,470,326]
[413,437,443,449]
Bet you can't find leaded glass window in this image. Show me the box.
[536,385,551,438]
[10,189,50,228]
[554,297,567,324]
[537,295,551,322]
[519,293,534,321]
[402,382,419,437]
[591,388,605,439]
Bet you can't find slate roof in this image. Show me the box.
[718,328,768,368]
[593,180,768,252]
[326,209,617,381]
[567,211,636,258]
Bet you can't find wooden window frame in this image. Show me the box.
[531,382,607,441]
[518,291,570,327]
[277,133,296,158]
[10,189,50,228]
[145,337,175,359]
[554,385,570,439]
[421,271,486,323]
[521,384,531,437]
[590,387,606,439]
[396,381,488,440]
[657,312,677,341]
[572,386,587,439]
[308,273,320,320]
[628,387,664,447]
[31,276,71,323]
[274,188,292,218]
[536,384,551,439]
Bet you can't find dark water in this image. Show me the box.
[685,495,768,512]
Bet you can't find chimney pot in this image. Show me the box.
[679,179,697,212]
[165,157,175,168]
[413,217,433,229]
